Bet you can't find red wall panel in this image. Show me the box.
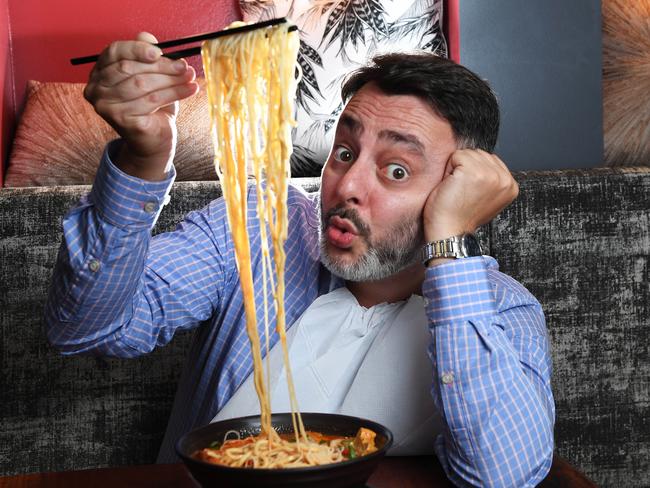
[444,0,460,63]
[8,0,241,109]
[1,0,240,183]
[0,0,13,186]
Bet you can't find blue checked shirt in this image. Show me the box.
[46,142,554,487]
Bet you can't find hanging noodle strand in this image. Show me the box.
[200,21,360,468]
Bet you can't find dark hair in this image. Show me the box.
[341,53,500,152]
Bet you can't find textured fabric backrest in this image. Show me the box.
[0,178,317,476]
[0,183,206,473]
[490,167,650,488]
[241,0,447,176]
[1,170,648,488]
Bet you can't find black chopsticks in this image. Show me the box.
[70,18,297,65]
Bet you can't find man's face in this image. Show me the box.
[319,83,457,281]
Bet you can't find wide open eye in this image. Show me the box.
[333,146,355,163]
[384,163,409,181]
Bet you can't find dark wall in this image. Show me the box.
[458,0,603,170]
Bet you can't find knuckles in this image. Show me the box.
[510,179,520,199]
[117,59,132,76]
[432,150,519,230]
[92,99,111,120]
[82,37,173,149]
[147,91,160,104]
[82,84,93,103]
[132,74,147,92]
[455,149,519,205]
[129,116,151,134]
[105,42,120,64]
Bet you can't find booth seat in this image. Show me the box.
[1,168,649,487]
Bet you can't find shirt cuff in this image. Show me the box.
[90,140,176,229]
[423,256,496,325]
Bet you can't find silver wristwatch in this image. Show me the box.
[421,233,483,264]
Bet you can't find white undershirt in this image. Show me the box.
[212,287,443,454]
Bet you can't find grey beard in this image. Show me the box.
[319,216,423,282]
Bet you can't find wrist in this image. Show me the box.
[423,220,474,243]
[114,140,173,182]
[425,229,466,243]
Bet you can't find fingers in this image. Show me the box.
[91,63,195,103]
[93,84,199,146]
[424,148,520,241]
[446,148,519,205]
[93,32,159,71]
[85,33,199,124]
[82,32,201,172]
[86,61,197,127]
[92,56,189,87]
[94,40,162,73]
[136,31,159,44]
[471,150,518,198]
[89,46,190,93]
[89,32,177,89]
[95,82,199,125]
[448,149,511,179]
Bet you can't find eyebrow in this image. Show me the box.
[338,114,426,156]
[339,114,363,135]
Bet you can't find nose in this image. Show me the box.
[335,154,372,206]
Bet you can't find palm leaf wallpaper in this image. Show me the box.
[240,0,447,177]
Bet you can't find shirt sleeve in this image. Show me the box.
[423,256,555,487]
[44,140,233,358]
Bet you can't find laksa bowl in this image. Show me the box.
[175,412,394,487]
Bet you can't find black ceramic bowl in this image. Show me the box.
[175,412,393,488]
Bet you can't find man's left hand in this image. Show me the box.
[423,149,519,242]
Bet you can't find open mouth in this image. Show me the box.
[326,216,359,249]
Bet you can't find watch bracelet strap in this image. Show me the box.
[421,234,482,263]
[422,236,462,262]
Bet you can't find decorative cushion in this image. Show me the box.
[5,79,215,187]
[240,0,447,176]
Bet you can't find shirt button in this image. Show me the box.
[88,259,100,272]
[441,372,455,385]
[144,201,157,213]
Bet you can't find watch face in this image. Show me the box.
[462,234,482,257]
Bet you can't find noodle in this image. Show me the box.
[201,21,366,468]
[196,429,377,468]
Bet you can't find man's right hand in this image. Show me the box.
[84,32,200,181]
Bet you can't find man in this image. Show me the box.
[46,32,554,487]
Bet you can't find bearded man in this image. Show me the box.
[46,33,554,487]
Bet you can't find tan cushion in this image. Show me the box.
[5,79,215,187]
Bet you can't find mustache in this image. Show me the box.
[322,205,371,239]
